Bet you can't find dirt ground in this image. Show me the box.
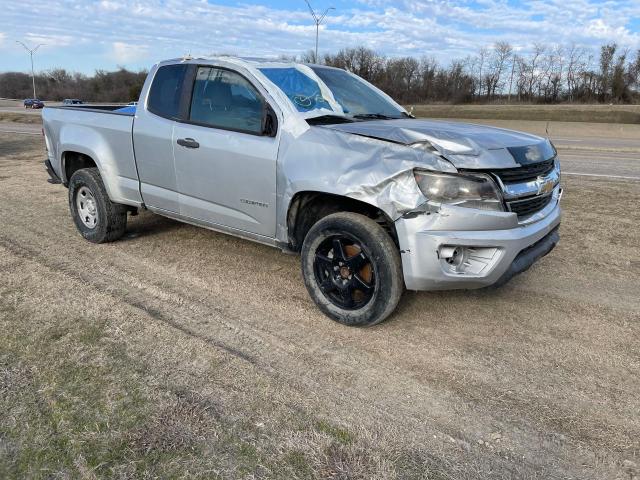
[0,112,43,124]
[0,132,639,479]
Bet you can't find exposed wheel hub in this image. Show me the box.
[86,198,96,215]
[339,265,351,279]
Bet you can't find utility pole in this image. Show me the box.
[16,41,44,99]
[304,0,334,63]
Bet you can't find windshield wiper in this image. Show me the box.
[352,113,399,120]
[306,115,354,125]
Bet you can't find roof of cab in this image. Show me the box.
[157,55,335,70]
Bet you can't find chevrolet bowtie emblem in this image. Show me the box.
[536,176,555,195]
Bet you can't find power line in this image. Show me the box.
[304,0,334,63]
[16,41,45,100]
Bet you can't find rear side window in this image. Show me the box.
[148,64,188,119]
[189,67,264,134]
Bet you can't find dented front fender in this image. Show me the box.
[275,126,456,242]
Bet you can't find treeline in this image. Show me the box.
[314,43,640,104]
[0,68,147,102]
[1,42,639,105]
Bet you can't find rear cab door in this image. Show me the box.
[133,63,191,213]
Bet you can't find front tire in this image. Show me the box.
[68,168,127,243]
[301,212,403,327]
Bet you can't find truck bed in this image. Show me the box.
[43,105,142,206]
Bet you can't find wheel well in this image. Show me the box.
[287,191,399,252]
[63,151,97,185]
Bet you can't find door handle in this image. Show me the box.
[177,138,200,149]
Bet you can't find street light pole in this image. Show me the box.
[304,1,334,63]
[16,41,44,99]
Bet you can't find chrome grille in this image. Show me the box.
[507,193,553,217]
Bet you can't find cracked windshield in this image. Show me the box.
[259,66,406,119]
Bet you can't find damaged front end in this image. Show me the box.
[395,191,561,290]
[276,125,459,238]
[313,117,562,220]
[391,135,561,290]
[254,60,562,291]
[277,117,562,291]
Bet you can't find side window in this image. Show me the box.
[189,67,264,134]
[148,64,188,119]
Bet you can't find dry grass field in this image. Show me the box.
[410,104,640,124]
[0,129,639,479]
[0,112,43,124]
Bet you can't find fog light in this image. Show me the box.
[439,246,465,268]
[438,246,500,275]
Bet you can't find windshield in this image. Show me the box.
[258,65,405,120]
[259,67,333,113]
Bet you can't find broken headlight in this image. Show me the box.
[414,170,504,212]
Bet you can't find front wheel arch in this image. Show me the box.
[287,191,399,252]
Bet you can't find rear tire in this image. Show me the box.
[68,168,127,243]
[301,212,403,327]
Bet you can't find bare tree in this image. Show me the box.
[631,50,640,91]
[566,44,586,101]
[489,42,513,99]
[541,45,564,102]
[476,47,489,98]
[505,51,518,103]
[419,56,438,101]
[524,43,545,99]
[325,46,384,82]
[611,49,630,102]
[599,43,617,100]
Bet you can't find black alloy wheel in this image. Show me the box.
[313,235,375,310]
[301,212,404,327]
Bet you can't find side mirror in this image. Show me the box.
[262,104,278,137]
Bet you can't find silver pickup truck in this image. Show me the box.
[43,56,561,326]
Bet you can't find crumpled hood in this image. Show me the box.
[322,118,556,169]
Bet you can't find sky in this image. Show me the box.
[0,0,639,74]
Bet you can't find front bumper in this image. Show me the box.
[396,189,561,291]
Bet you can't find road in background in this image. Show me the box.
[0,105,44,115]
[0,100,123,115]
[447,118,640,180]
[561,150,639,179]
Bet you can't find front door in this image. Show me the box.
[172,66,279,237]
